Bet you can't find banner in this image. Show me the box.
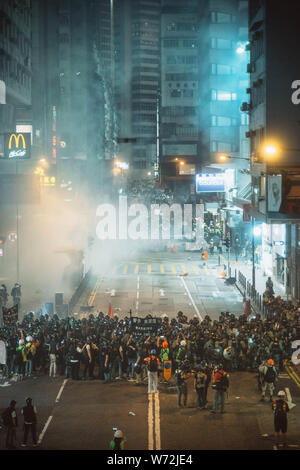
[2,304,18,326]
[130,317,161,336]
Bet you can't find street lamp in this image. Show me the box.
[219,154,250,162]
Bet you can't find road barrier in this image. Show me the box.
[236,270,263,315]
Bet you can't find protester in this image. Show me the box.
[272,390,289,448]
[2,400,18,449]
[21,397,38,447]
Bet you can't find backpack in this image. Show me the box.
[264,366,276,383]
[215,371,229,390]
[195,372,206,389]
[1,408,11,427]
[148,356,158,372]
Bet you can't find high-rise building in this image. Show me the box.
[115,0,161,177]
[160,0,200,197]
[31,0,117,199]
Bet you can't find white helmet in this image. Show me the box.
[26,336,33,343]
[114,429,123,439]
[180,340,186,347]
[19,339,24,346]
[278,390,285,397]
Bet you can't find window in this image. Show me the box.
[241,113,249,126]
[211,64,236,75]
[211,141,232,153]
[211,90,237,101]
[171,89,181,98]
[211,12,236,23]
[211,38,234,49]
[211,116,238,126]
[133,160,147,169]
[163,39,179,48]
[182,40,198,48]
[183,90,193,98]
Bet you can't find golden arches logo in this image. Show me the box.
[8,133,26,149]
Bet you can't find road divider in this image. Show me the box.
[148,392,161,450]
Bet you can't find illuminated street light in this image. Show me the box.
[179,161,185,165]
[218,153,250,161]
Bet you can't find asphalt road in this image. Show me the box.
[1,365,300,451]
[74,251,244,320]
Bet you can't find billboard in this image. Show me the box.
[3,133,31,159]
[267,175,282,212]
[196,173,225,193]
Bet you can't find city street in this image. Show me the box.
[74,251,244,320]
[1,363,300,450]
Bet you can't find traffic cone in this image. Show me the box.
[108,302,114,318]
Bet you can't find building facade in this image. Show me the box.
[248,0,300,299]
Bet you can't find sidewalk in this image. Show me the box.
[231,258,286,300]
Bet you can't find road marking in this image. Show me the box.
[148,393,154,450]
[160,264,165,274]
[136,275,140,313]
[88,277,102,306]
[148,392,161,450]
[154,392,161,450]
[38,415,53,445]
[180,276,204,322]
[285,362,300,388]
[159,289,165,297]
[134,264,139,275]
[147,264,152,274]
[55,379,68,403]
[123,264,128,275]
[285,386,296,409]
[171,265,177,275]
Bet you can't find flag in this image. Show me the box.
[108,303,114,318]
[2,304,18,326]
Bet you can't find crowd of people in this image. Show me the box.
[0,293,298,449]
[0,294,299,384]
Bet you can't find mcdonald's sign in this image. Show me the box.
[3,132,31,159]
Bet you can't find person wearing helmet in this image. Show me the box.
[175,339,187,368]
[261,358,277,402]
[144,349,159,394]
[110,429,126,450]
[21,398,38,447]
[16,339,26,381]
[272,391,289,448]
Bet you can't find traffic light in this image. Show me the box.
[222,237,231,250]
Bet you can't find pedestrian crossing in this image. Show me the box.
[112,263,220,277]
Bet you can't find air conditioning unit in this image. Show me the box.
[245,131,251,138]
[241,102,250,112]
[246,88,251,94]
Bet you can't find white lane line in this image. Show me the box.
[55,379,68,403]
[148,393,154,450]
[179,276,204,322]
[154,392,161,450]
[38,415,53,444]
[285,387,296,409]
[38,379,68,445]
